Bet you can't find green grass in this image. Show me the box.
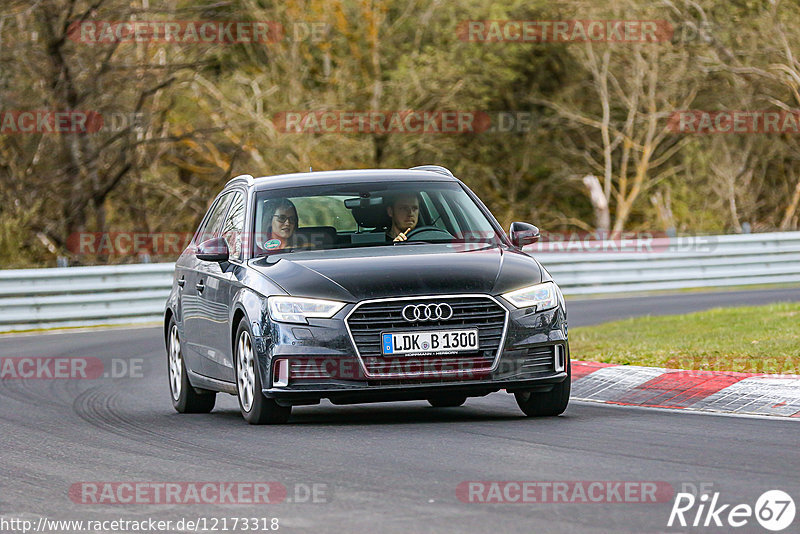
[570,302,800,374]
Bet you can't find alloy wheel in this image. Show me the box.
[237,330,256,412]
[168,324,182,401]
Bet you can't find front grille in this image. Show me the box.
[346,296,507,378]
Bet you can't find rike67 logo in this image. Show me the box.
[668,489,795,531]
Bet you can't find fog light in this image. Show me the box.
[273,358,289,387]
[554,346,566,372]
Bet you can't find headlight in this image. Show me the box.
[267,296,345,324]
[502,281,559,311]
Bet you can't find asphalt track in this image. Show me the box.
[1,288,799,533]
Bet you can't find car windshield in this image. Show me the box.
[251,180,503,257]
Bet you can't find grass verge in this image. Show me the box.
[570,302,800,374]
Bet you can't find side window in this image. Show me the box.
[194,192,233,244]
[220,191,246,260]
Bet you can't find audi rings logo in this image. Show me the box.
[402,303,454,322]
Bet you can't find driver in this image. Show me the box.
[386,192,420,242]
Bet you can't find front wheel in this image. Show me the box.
[514,377,570,417]
[167,318,216,414]
[234,321,291,425]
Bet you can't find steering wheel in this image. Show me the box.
[403,226,453,240]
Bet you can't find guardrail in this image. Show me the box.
[528,231,800,295]
[1,231,799,332]
[0,263,174,332]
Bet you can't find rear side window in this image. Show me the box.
[194,192,233,244]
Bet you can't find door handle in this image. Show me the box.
[195,280,205,293]
[177,276,185,287]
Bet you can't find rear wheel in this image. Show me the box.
[235,321,291,425]
[167,318,216,414]
[427,395,467,408]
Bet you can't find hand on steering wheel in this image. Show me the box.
[398,226,453,241]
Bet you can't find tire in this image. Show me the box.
[427,395,467,408]
[514,376,570,417]
[234,320,291,425]
[167,317,216,414]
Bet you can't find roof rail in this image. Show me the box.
[225,174,255,188]
[409,165,454,177]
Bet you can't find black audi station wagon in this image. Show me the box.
[165,166,570,424]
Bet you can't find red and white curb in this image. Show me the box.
[571,361,800,417]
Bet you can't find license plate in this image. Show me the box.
[381,329,479,355]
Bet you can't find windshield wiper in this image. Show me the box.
[392,239,440,245]
[260,248,297,263]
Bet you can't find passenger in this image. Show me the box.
[386,193,420,242]
[261,198,298,250]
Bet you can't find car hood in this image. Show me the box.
[249,244,543,302]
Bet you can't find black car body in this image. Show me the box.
[165,166,570,424]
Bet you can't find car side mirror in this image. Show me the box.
[196,237,229,262]
[509,222,540,248]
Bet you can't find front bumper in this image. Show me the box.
[264,372,568,406]
[255,295,569,405]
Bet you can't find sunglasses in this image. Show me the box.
[273,214,298,225]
